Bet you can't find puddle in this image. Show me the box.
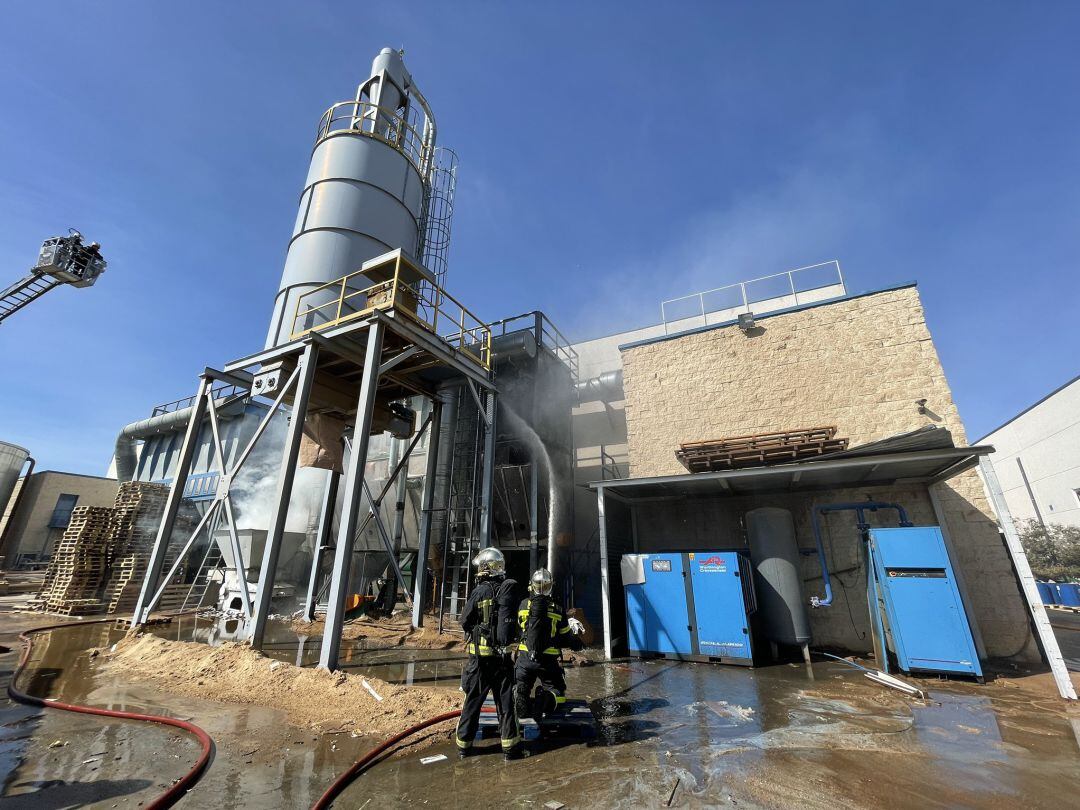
[3,616,1080,807]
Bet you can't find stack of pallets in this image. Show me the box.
[103,482,171,615]
[33,481,202,617]
[676,426,848,473]
[103,482,200,615]
[36,506,114,615]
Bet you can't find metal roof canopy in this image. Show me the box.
[589,430,997,668]
[588,431,1078,700]
[589,445,993,501]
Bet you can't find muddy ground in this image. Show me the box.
[2,603,1080,808]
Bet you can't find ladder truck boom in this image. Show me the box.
[0,230,106,324]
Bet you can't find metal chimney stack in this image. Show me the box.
[265,48,436,348]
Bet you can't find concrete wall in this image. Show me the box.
[580,284,1036,662]
[980,376,1080,529]
[0,471,119,565]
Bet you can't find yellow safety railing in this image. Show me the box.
[316,100,433,176]
[289,254,492,371]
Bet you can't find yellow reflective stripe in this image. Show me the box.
[554,695,566,704]
[500,735,520,749]
[455,736,472,749]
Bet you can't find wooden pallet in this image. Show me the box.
[676,426,849,473]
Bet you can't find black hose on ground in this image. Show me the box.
[7,617,215,810]
[311,709,462,810]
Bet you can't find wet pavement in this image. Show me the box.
[2,607,1079,808]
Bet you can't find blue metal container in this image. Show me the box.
[1037,581,1058,605]
[622,551,755,665]
[868,527,982,678]
[1057,583,1080,607]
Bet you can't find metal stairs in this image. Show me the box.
[437,385,485,632]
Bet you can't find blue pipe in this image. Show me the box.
[808,501,912,608]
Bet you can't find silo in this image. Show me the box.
[265,48,435,348]
[746,507,812,645]
[0,441,30,523]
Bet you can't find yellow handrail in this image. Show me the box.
[289,262,491,371]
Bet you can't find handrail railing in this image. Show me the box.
[487,311,580,381]
[151,383,246,416]
[289,254,492,371]
[660,260,845,334]
[316,100,433,177]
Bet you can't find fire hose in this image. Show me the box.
[311,709,462,810]
[7,618,214,810]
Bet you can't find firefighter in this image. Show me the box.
[455,547,523,760]
[514,568,585,722]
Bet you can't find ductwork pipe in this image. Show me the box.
[575,370,623,403]
[114,406,198,482]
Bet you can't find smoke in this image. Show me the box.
[229,411,326,535]
[501,403,560,569]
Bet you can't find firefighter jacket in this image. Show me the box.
[517,594,582,658]
[460,577,519,657]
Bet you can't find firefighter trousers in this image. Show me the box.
[514,653,567,717]
[455,655,520,751]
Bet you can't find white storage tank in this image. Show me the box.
[746,507,812,646]
[0,441,30,525]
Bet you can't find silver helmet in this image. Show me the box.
[529,568,554,596]
[471,547,506,579]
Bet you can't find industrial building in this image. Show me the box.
[978,375,1080,528]
[0,41,1078,810]
[0,457,118,569]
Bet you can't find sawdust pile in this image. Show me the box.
[104,634,460,737]
[291,613,464,651]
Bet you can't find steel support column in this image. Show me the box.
[597,486,612,660]
[382,437,410,613]
[319,322,385,671]
[250,341,321,648]
[303,470,340,621]
[412,396,443,627]
[978,458,1077,700]
[477,388,497,548]
[132,374,211,625]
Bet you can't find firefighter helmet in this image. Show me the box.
[529,568,554,596]
[471,547,506,579]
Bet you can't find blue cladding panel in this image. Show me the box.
[688,551,753,662]
[870,527,982,677]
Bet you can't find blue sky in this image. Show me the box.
[0,2,1077,474]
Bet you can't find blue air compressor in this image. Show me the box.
[868,527,982,678]
[621,551,756,664]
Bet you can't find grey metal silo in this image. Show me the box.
[265,48,438,348]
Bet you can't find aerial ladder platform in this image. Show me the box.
[0,230,106,324]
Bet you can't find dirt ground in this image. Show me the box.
[291,612,465,651]
[101,634,460,740]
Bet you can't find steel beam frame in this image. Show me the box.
[132,374,211,624]
[477,388,497,548]
[249,341,321,648]
[597,486,613,660]
[303,470,340,621]
[319,322,385,670]
[412,396,443,627]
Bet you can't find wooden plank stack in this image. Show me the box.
[676,426,849,473]
[34,481,203,617]
[103,482,172,615]
[36,506,114,614]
